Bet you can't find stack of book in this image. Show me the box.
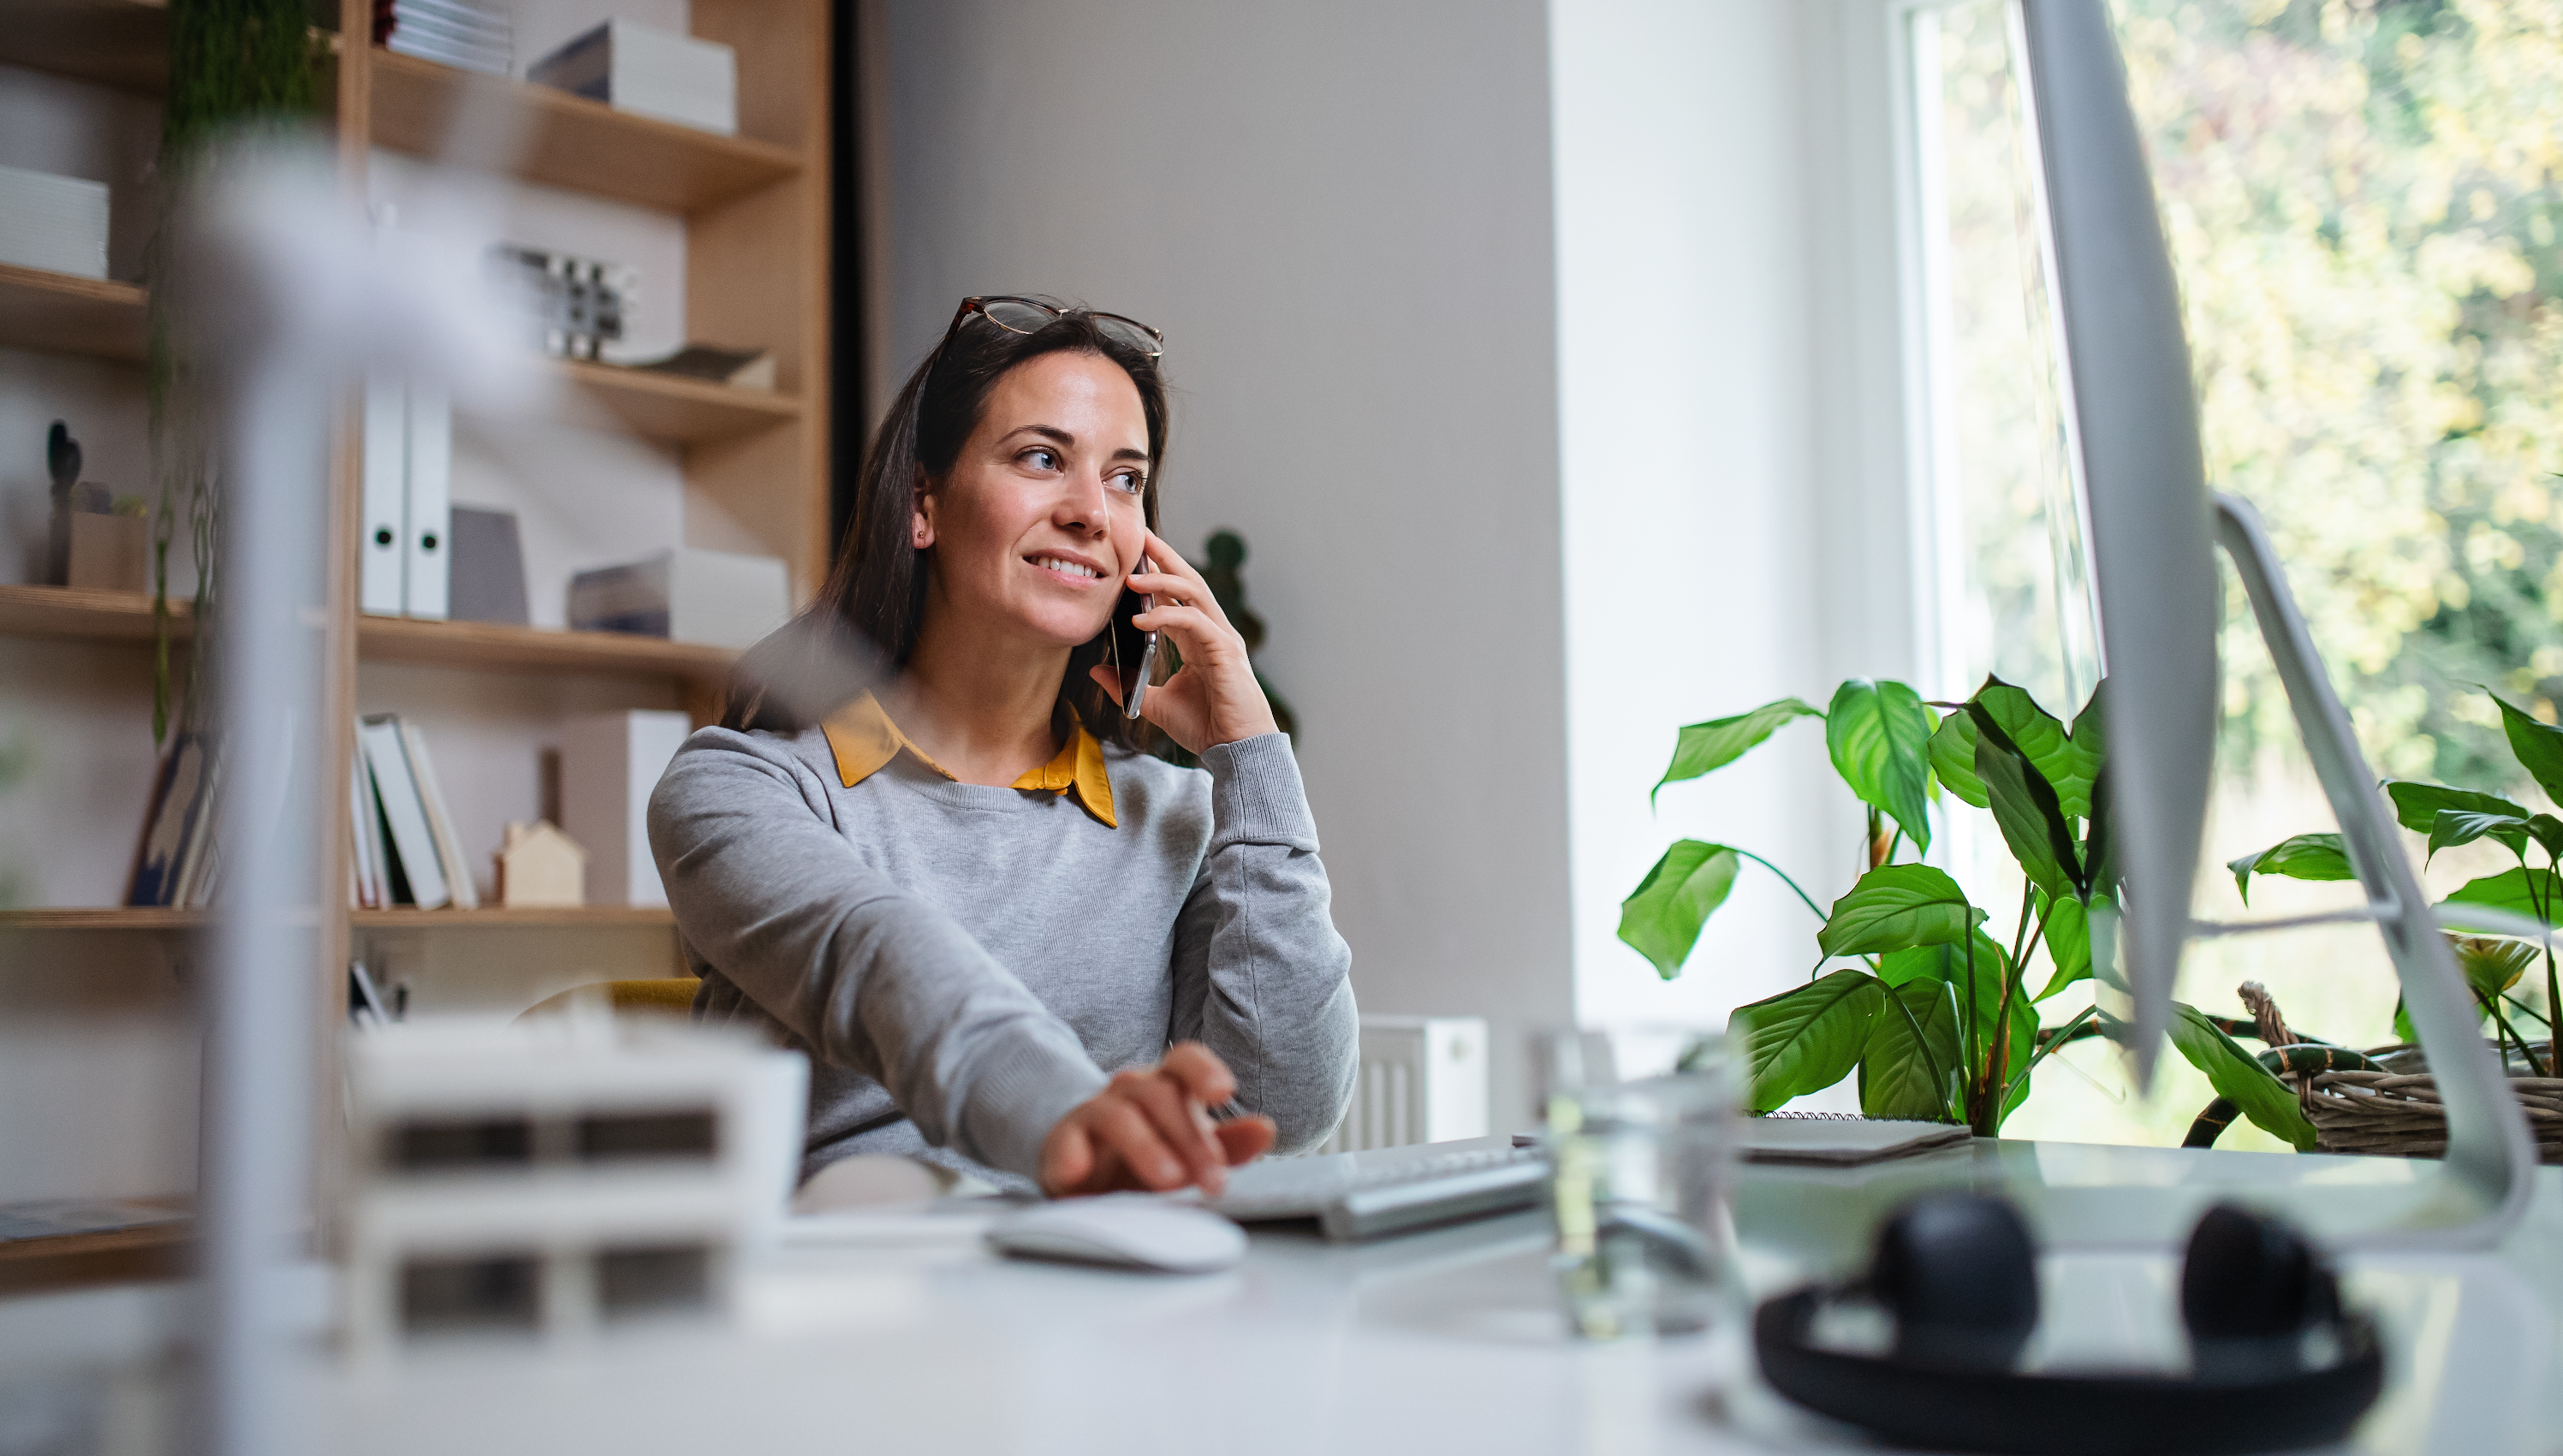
[127,722,303,909]
[0,162,109,279]
[373,0,512,77]
[527,19,736,135]
[128,735,222,909]
[350,715,480,911]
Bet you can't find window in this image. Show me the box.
[1904,0,2563,1146]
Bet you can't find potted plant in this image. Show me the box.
[1625,675,2316,1148]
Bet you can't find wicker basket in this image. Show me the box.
[2298,1068,2563,1162]
[2223,983,2563,1163]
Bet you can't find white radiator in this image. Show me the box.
[1321,1015,1490,1153]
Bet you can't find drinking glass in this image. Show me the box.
[1538,1028,1739,1340]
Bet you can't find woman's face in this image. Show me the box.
[917,349,1152,652]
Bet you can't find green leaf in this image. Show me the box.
[1826,680,1937,854]
[2383,781,2533,837]
[2068,680,2107,772]
[1819,865,1988,958]
[1969,705,2086,899]
[2437,866,2563,931]
[2494,694,2563,808]
[1860,978,1964,1121]
[2429,809,2532,863]
[2033,891,2093,1001]
[2167,1002,2318,1151]
[1928,710,1989,809]
[1978,676,2099,819]
[1650,699,1823,807]
[2227,832,2353,905]
[2449,936,2538,1001]
[1880,929,2018,1078]
[2393,996,2417,1045]
[2533,815,2563,859]
[1616,841,1741,979]
[1727,970,1888,1113]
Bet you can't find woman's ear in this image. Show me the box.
[910,480,935,550]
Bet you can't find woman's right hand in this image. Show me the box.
[1039,1041,1276,1197]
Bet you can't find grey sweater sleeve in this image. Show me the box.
[1169,733,1359,1154]
[647,729,1107,1181]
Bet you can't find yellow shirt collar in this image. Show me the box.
[821,692,1117,829]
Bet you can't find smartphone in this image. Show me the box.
[1121,554,1160,720]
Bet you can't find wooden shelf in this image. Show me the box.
[0,907,204,930]
[2,906,676,930]
[368,50,800,215]
[0,0,169,94]
[359,615,736,684]
[0,583,184,643]
[0,263,147,363]
[354,906,675,929]
[1,588,738,687]
[549,358,800,444]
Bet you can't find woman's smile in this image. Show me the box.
[1026,550,1111,585]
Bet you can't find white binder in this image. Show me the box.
[359,715,449,908]
[360,371,407,616]
[402,379,451,620]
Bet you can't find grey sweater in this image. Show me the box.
[647,725,1359,1189]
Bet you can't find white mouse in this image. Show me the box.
[986,1194,1246,1274]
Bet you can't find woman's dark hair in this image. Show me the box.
[726,301,1169,748]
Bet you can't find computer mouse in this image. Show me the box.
[986,1194,1246,1274]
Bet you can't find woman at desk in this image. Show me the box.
[650,297,1358,1198]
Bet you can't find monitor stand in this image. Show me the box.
[2179,492,2536,1249]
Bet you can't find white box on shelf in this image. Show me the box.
[561,709,693,906]
[568,546,789,650]
[0,163,110,279]
[526,19,737,135]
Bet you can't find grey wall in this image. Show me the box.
[868,0,1573,1122]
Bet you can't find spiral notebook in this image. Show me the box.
[1740,1114,1975,1167]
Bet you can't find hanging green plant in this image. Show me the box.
[146,0,327,742]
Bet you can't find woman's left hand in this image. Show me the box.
[1090,528,1280,755]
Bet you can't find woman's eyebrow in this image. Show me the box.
[1001,424,1148,461]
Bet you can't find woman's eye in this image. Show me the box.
[1109,470,1145,496]
[1022,447,1061,471]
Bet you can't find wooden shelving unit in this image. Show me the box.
[3,3,832,937]
[0,263,148,363]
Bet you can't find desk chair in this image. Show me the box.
[514,978,700,1022]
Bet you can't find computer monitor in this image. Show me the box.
[2016,0,2532,1245]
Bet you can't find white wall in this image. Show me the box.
[1551,0,1918,1058]
[869,0,1575,1124]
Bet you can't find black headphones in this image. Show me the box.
[1753,1192,2383,1456]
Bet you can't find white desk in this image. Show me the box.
[10,1141,2563,1454]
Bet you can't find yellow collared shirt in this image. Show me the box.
[820,692,1118,829]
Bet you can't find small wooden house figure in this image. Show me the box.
[496,820,586,907]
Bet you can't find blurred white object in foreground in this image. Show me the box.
[340,1013,806,1354]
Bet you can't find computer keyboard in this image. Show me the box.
[1204,1136,1548,1242]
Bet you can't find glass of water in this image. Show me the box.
[1538,1028,1739,1340]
